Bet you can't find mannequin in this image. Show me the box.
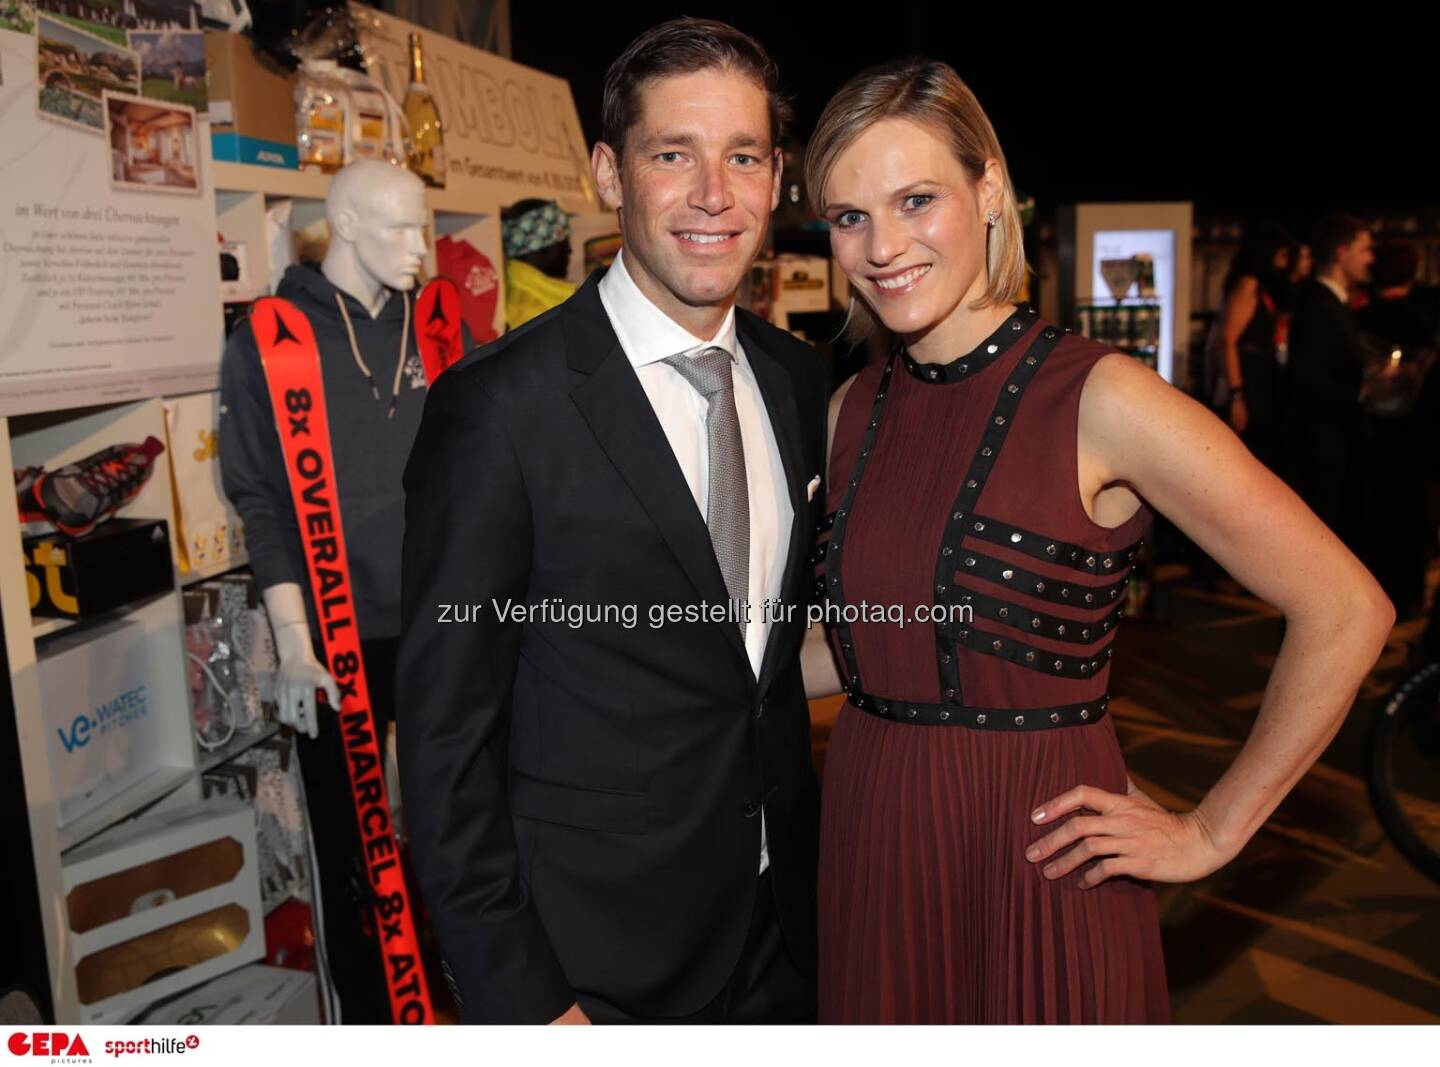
[219,158,443,1023]
[263,160,428,739]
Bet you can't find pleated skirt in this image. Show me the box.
[817,703,1172,1024]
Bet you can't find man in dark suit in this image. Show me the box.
[396,18,827,1024]
[1283,213,1373,544]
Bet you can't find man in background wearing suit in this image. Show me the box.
[396,17,827,1024]
[1284,212,1373,546]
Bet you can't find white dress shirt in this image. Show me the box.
[599,249,792,873]
[1318,275,1349,306]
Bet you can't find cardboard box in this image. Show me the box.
[24,518,174,620]
[205,31,298,169]
[40,619,172,828]
[61,800,265,1024]
[135,964,318,1025]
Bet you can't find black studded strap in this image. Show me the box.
[957,589,1126,646]
[899,307,1035,384]
[954,624,1116,680]
[932,324,1064,705]
[824,358,897,690]
[953,551,1131,608]
[962,515,1144,576]
[848,688,1109,730]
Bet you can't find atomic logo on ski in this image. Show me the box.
[415,277,463,385]
[271,308,303,348]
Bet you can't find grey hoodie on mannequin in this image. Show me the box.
[219,262,466,645]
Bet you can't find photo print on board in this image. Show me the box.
[34,0,199,46]
[104,88,200,194]
[127,28,205,116]
[36,12,139,132]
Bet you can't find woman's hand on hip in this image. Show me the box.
[1023,779,1235,887]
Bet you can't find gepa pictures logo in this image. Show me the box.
[7,1032,92,1062]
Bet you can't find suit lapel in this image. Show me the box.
[564,274,749,671]
[737,313,809,697]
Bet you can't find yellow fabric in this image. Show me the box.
[505,259,576,330]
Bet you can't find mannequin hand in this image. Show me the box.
[274,642,339,740]
[262,583,339,740]
[1023,779,1235,887]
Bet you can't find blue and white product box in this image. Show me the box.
[39,618,167,828]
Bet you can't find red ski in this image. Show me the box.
[414,277,464,385]
[253,296,435,1025]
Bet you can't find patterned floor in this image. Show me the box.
[809,565,1440,1024]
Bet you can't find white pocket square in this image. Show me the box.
[806,475,821,502]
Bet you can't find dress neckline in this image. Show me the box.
[900,305,1037,384]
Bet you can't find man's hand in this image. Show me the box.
[551,1002,591,1025]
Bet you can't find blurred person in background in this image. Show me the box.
[1356,242,1439,617]
[1283,213,1372,547]
[1205,223,1292,471]
[1274,241,1312,368]
[502,198,577,329]
[1358,243,1432,350]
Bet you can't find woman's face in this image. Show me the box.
[1294,244,1313,279]
[823,118,995,340]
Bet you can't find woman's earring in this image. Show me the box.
[986,209,999,228]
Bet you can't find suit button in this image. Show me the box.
[755,700,765,719]
[742,801,761,818]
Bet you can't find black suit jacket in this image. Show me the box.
[396,271,827,1023]
[1286,277,1365,424]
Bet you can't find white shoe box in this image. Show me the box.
[61,799,266,1023]
[137,964,319,1025]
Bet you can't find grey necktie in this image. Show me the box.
[664,346,750,634]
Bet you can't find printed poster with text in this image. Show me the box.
[0,4,222,417]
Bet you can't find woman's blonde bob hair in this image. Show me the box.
[805,58,1027,339]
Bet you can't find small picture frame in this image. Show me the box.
[103,89,201,196]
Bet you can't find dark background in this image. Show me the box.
[512,5,1438,235]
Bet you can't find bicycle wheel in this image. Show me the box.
[1367,660,1440,884]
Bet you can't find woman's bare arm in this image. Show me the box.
[1027,354,1393,886]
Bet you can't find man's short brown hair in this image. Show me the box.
[601,17,791,161]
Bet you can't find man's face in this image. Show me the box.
[351,179,429,291]
[1339,230,1374,287]
[593,66,781,326]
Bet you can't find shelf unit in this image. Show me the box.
[196,720,282,777]
[3,155,511,1023]
[213,160,506,337]
[212,161,493,219]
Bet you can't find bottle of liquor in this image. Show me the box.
[404,32,446,188]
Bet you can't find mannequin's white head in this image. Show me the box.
[325,160,428,292]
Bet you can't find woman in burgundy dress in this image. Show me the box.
[799,59,1394,1024]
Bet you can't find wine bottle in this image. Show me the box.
[404,32,446,188]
